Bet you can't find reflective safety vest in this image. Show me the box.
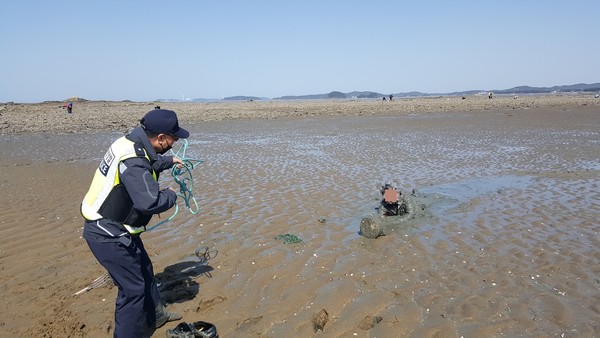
[81,136,157,234]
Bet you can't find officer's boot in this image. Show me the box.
[155,303,182,328]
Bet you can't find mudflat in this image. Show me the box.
[1,95,599,337]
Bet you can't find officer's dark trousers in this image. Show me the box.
[87,236,161,338]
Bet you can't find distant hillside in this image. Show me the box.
[494,83,600,94]
[272,83,600,100]
[223,95,263,101]
[153,83,600,102]
[277,93,329,100]
[277,91,387,100]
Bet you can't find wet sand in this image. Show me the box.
[1,96,600,337]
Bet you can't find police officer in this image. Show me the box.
[81,109,189,337]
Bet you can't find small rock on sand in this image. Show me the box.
[357,314,383,330]
[312,308,329,332]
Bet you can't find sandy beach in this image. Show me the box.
[1,95,599,337]
[1,94,599,134]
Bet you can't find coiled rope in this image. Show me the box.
[147,139,203,231]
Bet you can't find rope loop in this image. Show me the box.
[147,139,203,231]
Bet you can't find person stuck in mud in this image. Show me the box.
[380,183,404,216]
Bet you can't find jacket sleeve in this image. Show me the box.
[120,157,177,215]
[152,155,175,173]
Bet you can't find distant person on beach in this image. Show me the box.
[488,92,493,99]
[389,94,393,101]
[382,97,386,101]
[80,109,189,337]
[63,101,73,114]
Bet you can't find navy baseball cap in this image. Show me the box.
[140,109,189,139]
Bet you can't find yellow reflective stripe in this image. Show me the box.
[123,224,146,234]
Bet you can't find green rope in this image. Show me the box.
[274,234,303,244]
[147,139,203,231]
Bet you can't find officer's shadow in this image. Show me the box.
[155,247,217,305]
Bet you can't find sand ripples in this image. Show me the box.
[142,111,600,336]
[1,106,599,336]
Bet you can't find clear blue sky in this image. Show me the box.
[1,1,599,102]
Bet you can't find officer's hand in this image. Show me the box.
[172,157,184,168]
